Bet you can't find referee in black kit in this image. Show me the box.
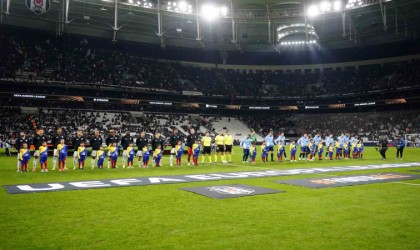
[378,135,389,160]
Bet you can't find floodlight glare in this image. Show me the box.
[320,1,331,12]
[201,4,220,21]
[307,5,319,17]
[333,0,342,11]
[220,6,228,17]
[179,1,187,12]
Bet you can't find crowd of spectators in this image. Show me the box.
[1,33,419,98]
[241,111,419,141]
[0,107,418,149]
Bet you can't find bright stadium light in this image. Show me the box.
[307,5,319,18]
[280,40,317,46]
[333,0,342,11]
[201,4,228,21]
[179,1,187,12]
[201,4,219,21]
[167,1,193,13]
[220,6,228,17]
[319,1,331,12]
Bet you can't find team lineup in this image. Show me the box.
[15,127,406,173]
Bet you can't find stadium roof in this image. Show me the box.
[3,0,420,52]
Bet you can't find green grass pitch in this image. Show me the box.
[0,146,419,250]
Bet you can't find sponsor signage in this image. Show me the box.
[354,102,376,107]
[249,107,270,110]
[276,173,420,188]
[385,99,407,105]
[4,162,420,194]
[26,0,50,15]
[182,91,203,96]
[93,98,109,102]
[279,106,298,110]
[149,101,172,106]
[225,105,241,110]
[13,94,46,99]
[328,104,346,109]
[181,184,283,199]
[180,103,200,108]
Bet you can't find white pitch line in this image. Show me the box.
[227,163,278,171]
[392,182,420,186]
[316,173,338,177]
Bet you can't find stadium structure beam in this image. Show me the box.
[0,0,3,23]
[395,7,398,35]
[157,0,163,37]
[6,0,10,14]
[65,0,70,23]
[379,0,387,31]
[266,3,271,44]
[230,0,237,43]
[113,0,119,42]
[195,0,201,40]
[303,1,308,42]
[342,11,346,37]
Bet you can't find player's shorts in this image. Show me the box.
[53,149,58,157]
[136,150,143,157]
[267,146,274,151]
[203,146,211,154]
[216,145,225,153]
[225,145,232,153]
[91,150,97,157]
[170,148,175,154]
[73,151,78,158]
[34,150,40,157]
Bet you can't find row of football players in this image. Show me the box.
[240,133,364,163]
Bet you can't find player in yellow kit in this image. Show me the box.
[201,132,212,164]
[214,130,225,164]
[224,130,234,164]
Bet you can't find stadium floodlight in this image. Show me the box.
[220,6,228,17]
[201,4,219,21]
[179,1,187,12]
[128,0,133,3]
[200,3,228,21]
[319,1,331,12]
[307,5,319,18]
[333,0,342,11]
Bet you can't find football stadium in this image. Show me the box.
[0,0,420,249]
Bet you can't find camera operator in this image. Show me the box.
[378,135,389,160]
[393,135,405,160]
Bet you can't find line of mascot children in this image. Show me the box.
[17,139,201,172]
[17,138,364,172]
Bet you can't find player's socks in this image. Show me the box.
[228,155,232,162]
[52,157,57,170]
[201,155,205,164]
[107,159,110,168]
[170,155,174,166]
[91,159,95,169]
[208,155,212,163]
[214,155,218,163]
[32,159,38,171]
[270,153,274,161]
